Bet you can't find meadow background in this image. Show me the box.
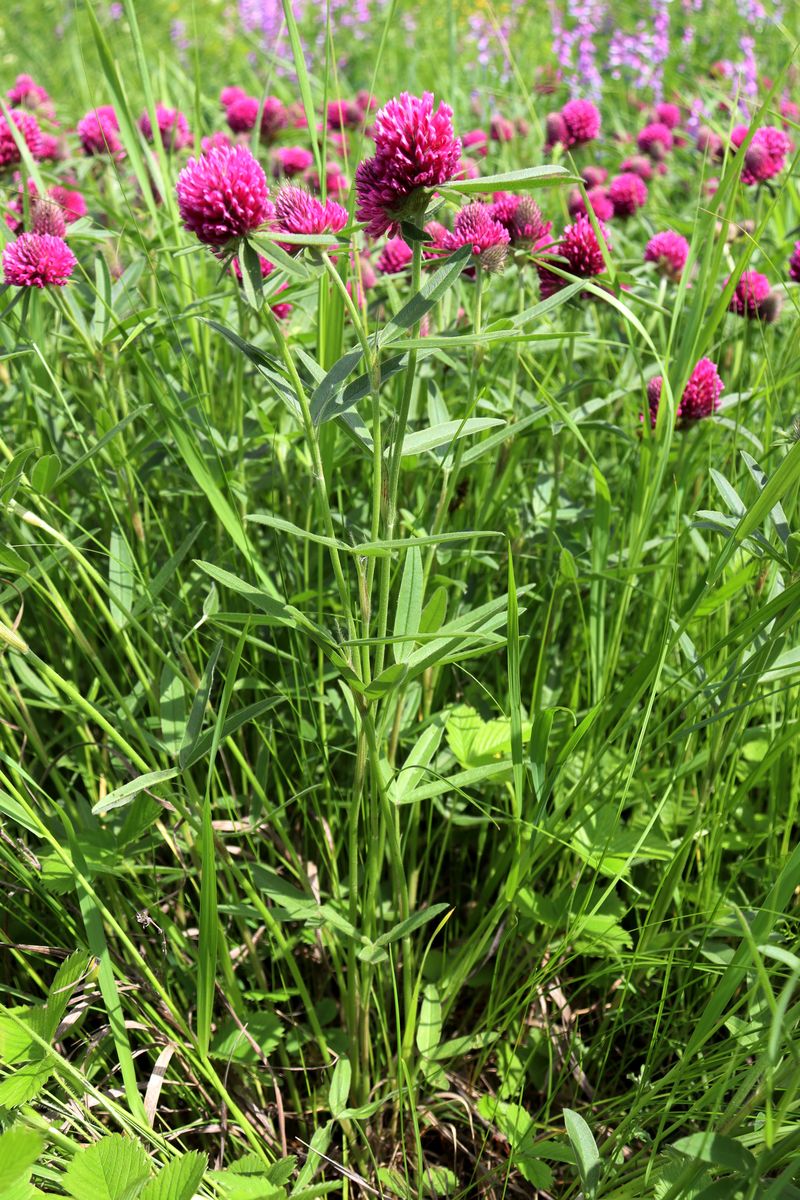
[1,1,800,1197]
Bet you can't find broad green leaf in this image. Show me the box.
[30,454,60,494]
[673,1132,756,1172]
[178,641,222,769]
[328,1057,351,1117]
[159,662,186,757]
[108,529,135,629]
[0,1128,42,1189]
[416,983,442,1056]
[393,545,423,664]
[211,1014,284,1064]
[377,245,472,348]
[375,903,450,947]
[63,1135,152,1200]
[442,164,572,194]
[93,768,180,816]
[139,1153,206,1200]
[397,419,504,459]
[563,1109,601,1199]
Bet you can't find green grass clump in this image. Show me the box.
[1,2,800,1197]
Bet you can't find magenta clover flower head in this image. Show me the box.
[582,165,608,188]
[7,74,50,111]
[637,121,673,159]
[490,113,515,142]
[647,358,724,427]
[260,97,289,142]
[609,172,648,217]
[537,215,610,300]
[740,126,791,185]
[202,132,232,153]
[423,220,449,259]
[220,86,247,109]
[355,91,461,238]
[789,241,800,283]
[655,102,681,129]
[48,187,87,224]
[176,144,273,248]
[621,154,654,181]
[273,184,348,243]
[3,231,76,287]
[442,202,510,272]
[0,109,44,168]
[545,111,568,150]
[696,126,724,161]
[327,99,362,130]
[225,95,259,133]
[139,104,192,151]
[376,236,413,274]
[644,231,690,281]
[273,146,314,177]
[727,269,776,320]
[30,198,67,238]
[561,99,601,147]
[455,158,480,180]
[77,106,123,157]
[462,128,488,157]
[568,186,614,223]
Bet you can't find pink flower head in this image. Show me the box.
[454,158,480,180]
[7,74,51,114]
[356,91,379,114]
[620,154,653,181]
[423,219,448,259]
[490,113,515,142]
[582,165,607,188]
[273,184,348,242]
[176,144,273,247]
[202,132,233,153]
[561,99,601,146]
[225,95,259,133]
[3,231,76,287]
[740,126,791,185]
[376,236,413,274]
[537,214,609,299]
[637,121,673,159]
[231,254,291,319]
[442,202,510,272]
[462,128,488,157]
[77,106,123,157]
[727,269,773,319]
[648,358,724,426]
[545,111,568,150]
[355,92,461,237]
[139,104,192,151]
[304,164,349,198]
[568,186,614,222]
[260,96,289,142]
[220,86,247,109]
[0,109,43,168]
[644,231,689,281]
[655,102,681,129]
[48,185,87,225]
[30,198,66,237]
[274,146,314,177]
[780,98,800,128]
[37,134,63,161]
[789,241,800,283]
[327,99,361,130]
[608,172,648,217]
[696,126,724,160]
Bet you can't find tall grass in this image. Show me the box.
[1,1,800,1197]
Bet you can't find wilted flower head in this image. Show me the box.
[537,214,609,298]
[274,184,348,241]
[568,186,614,222]
[176,144,273,247]
[77,106,123,157]
[608,172,648,217]
[376,236,413,274]
[561,99,601,146]
[789,241,800,283]
[655,102,681,129]
[30,198,66,237]
[0,109,44,168]
[273,146,314,177]
[647,358,724,426]
[139,104,192,151]
[727,269,775,319]
[644,230,689,281]
[442,203,510,272]
[355,92,461,237]
[3,230,76,287]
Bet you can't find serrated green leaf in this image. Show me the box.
[139,1151,206,1200]
[63,1134,152,1200]
[0,1128,42,1188]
